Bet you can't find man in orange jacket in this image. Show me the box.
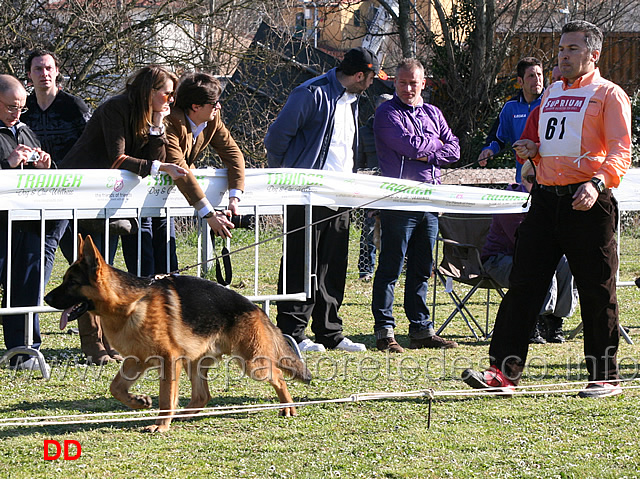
[463,20,632,398]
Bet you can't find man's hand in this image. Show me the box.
[33,149,52,169]
[513,139,538,160]
[207,211,235,239]
[228,196,240,216]
[7,145,51,168]
[572,181,600,211]
[477,148,492,167]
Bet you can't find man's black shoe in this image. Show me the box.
[544,315,565,343]
[529,319,547,344]
[408,335,458,349]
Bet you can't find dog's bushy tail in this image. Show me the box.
[263,314,312,384]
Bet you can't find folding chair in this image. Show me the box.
[431,213,506,340]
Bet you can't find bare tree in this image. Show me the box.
[2,0,636,166]
[372,0,639,164]
[0,0,290,105]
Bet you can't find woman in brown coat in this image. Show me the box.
[59,65,187,364]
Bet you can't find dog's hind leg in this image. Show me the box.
[110,358,153,410]
[245,356,297,417]
[175,356,214,421]
[144,356,183,433]
[232,314,299,417]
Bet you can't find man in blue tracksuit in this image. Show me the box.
[478,57,544,182]
[265,47,379,353]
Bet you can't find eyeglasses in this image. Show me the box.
[524,174,536,184]
[154,89,174,103]
[0,99,28,114]
[211,101,221,110]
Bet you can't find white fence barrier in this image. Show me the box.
[1,168,639,375]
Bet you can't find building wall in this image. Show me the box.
[296,0,453,55]
[506,31,640,93]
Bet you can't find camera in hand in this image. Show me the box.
[230,214,254,229]
[26,151,40,163]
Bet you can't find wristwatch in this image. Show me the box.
[203,211,214,219]
[590,177,605,194]
[149,124,165,136]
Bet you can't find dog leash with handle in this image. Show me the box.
[211,229,232,286]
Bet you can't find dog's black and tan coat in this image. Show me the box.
[45,235,311,432]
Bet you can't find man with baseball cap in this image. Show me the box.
[264,47,379,352]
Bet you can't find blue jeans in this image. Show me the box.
[372,210,438,338]
[1,218,42,364]
[44,219,70,285]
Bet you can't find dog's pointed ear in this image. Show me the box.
[76,234,85,259]
[81,235,107,274]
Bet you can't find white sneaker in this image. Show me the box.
[335,337,367,352]
[9,357,51,375]
[298,339,326,352]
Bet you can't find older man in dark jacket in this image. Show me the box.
[0,74,52,371]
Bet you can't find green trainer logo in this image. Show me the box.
[16,173,83,189]
[267,172,324,187]
[481,192,523,201]
[381,181,434,196]
[147,174,175,186]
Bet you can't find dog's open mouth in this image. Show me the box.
[59,301,94,330]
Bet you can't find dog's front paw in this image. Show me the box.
[278,406,297,417]
[128,393,152,409]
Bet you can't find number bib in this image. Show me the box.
[538,82,598,158]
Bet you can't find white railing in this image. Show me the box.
[2,167,639,376]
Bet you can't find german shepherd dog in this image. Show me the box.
[45,235,311,432]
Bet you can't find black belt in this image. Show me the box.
[538,183,585,196]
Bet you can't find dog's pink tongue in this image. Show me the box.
[59,308,72,330]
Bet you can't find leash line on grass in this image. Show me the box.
[0,392,433,428]
[1,378,637,429]
[0,390,436,426]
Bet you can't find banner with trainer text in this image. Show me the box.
[1,168,638,213]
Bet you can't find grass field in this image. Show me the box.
[1,219,640,478]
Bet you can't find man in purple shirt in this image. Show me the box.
[372,58,460,353]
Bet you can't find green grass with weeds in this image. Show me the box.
[1,221,640,478]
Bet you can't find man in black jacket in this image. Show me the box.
[0,74,52,371]
[21,49,91,280]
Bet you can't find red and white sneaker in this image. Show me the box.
[462,366,516,397]
[578,382,622,398]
